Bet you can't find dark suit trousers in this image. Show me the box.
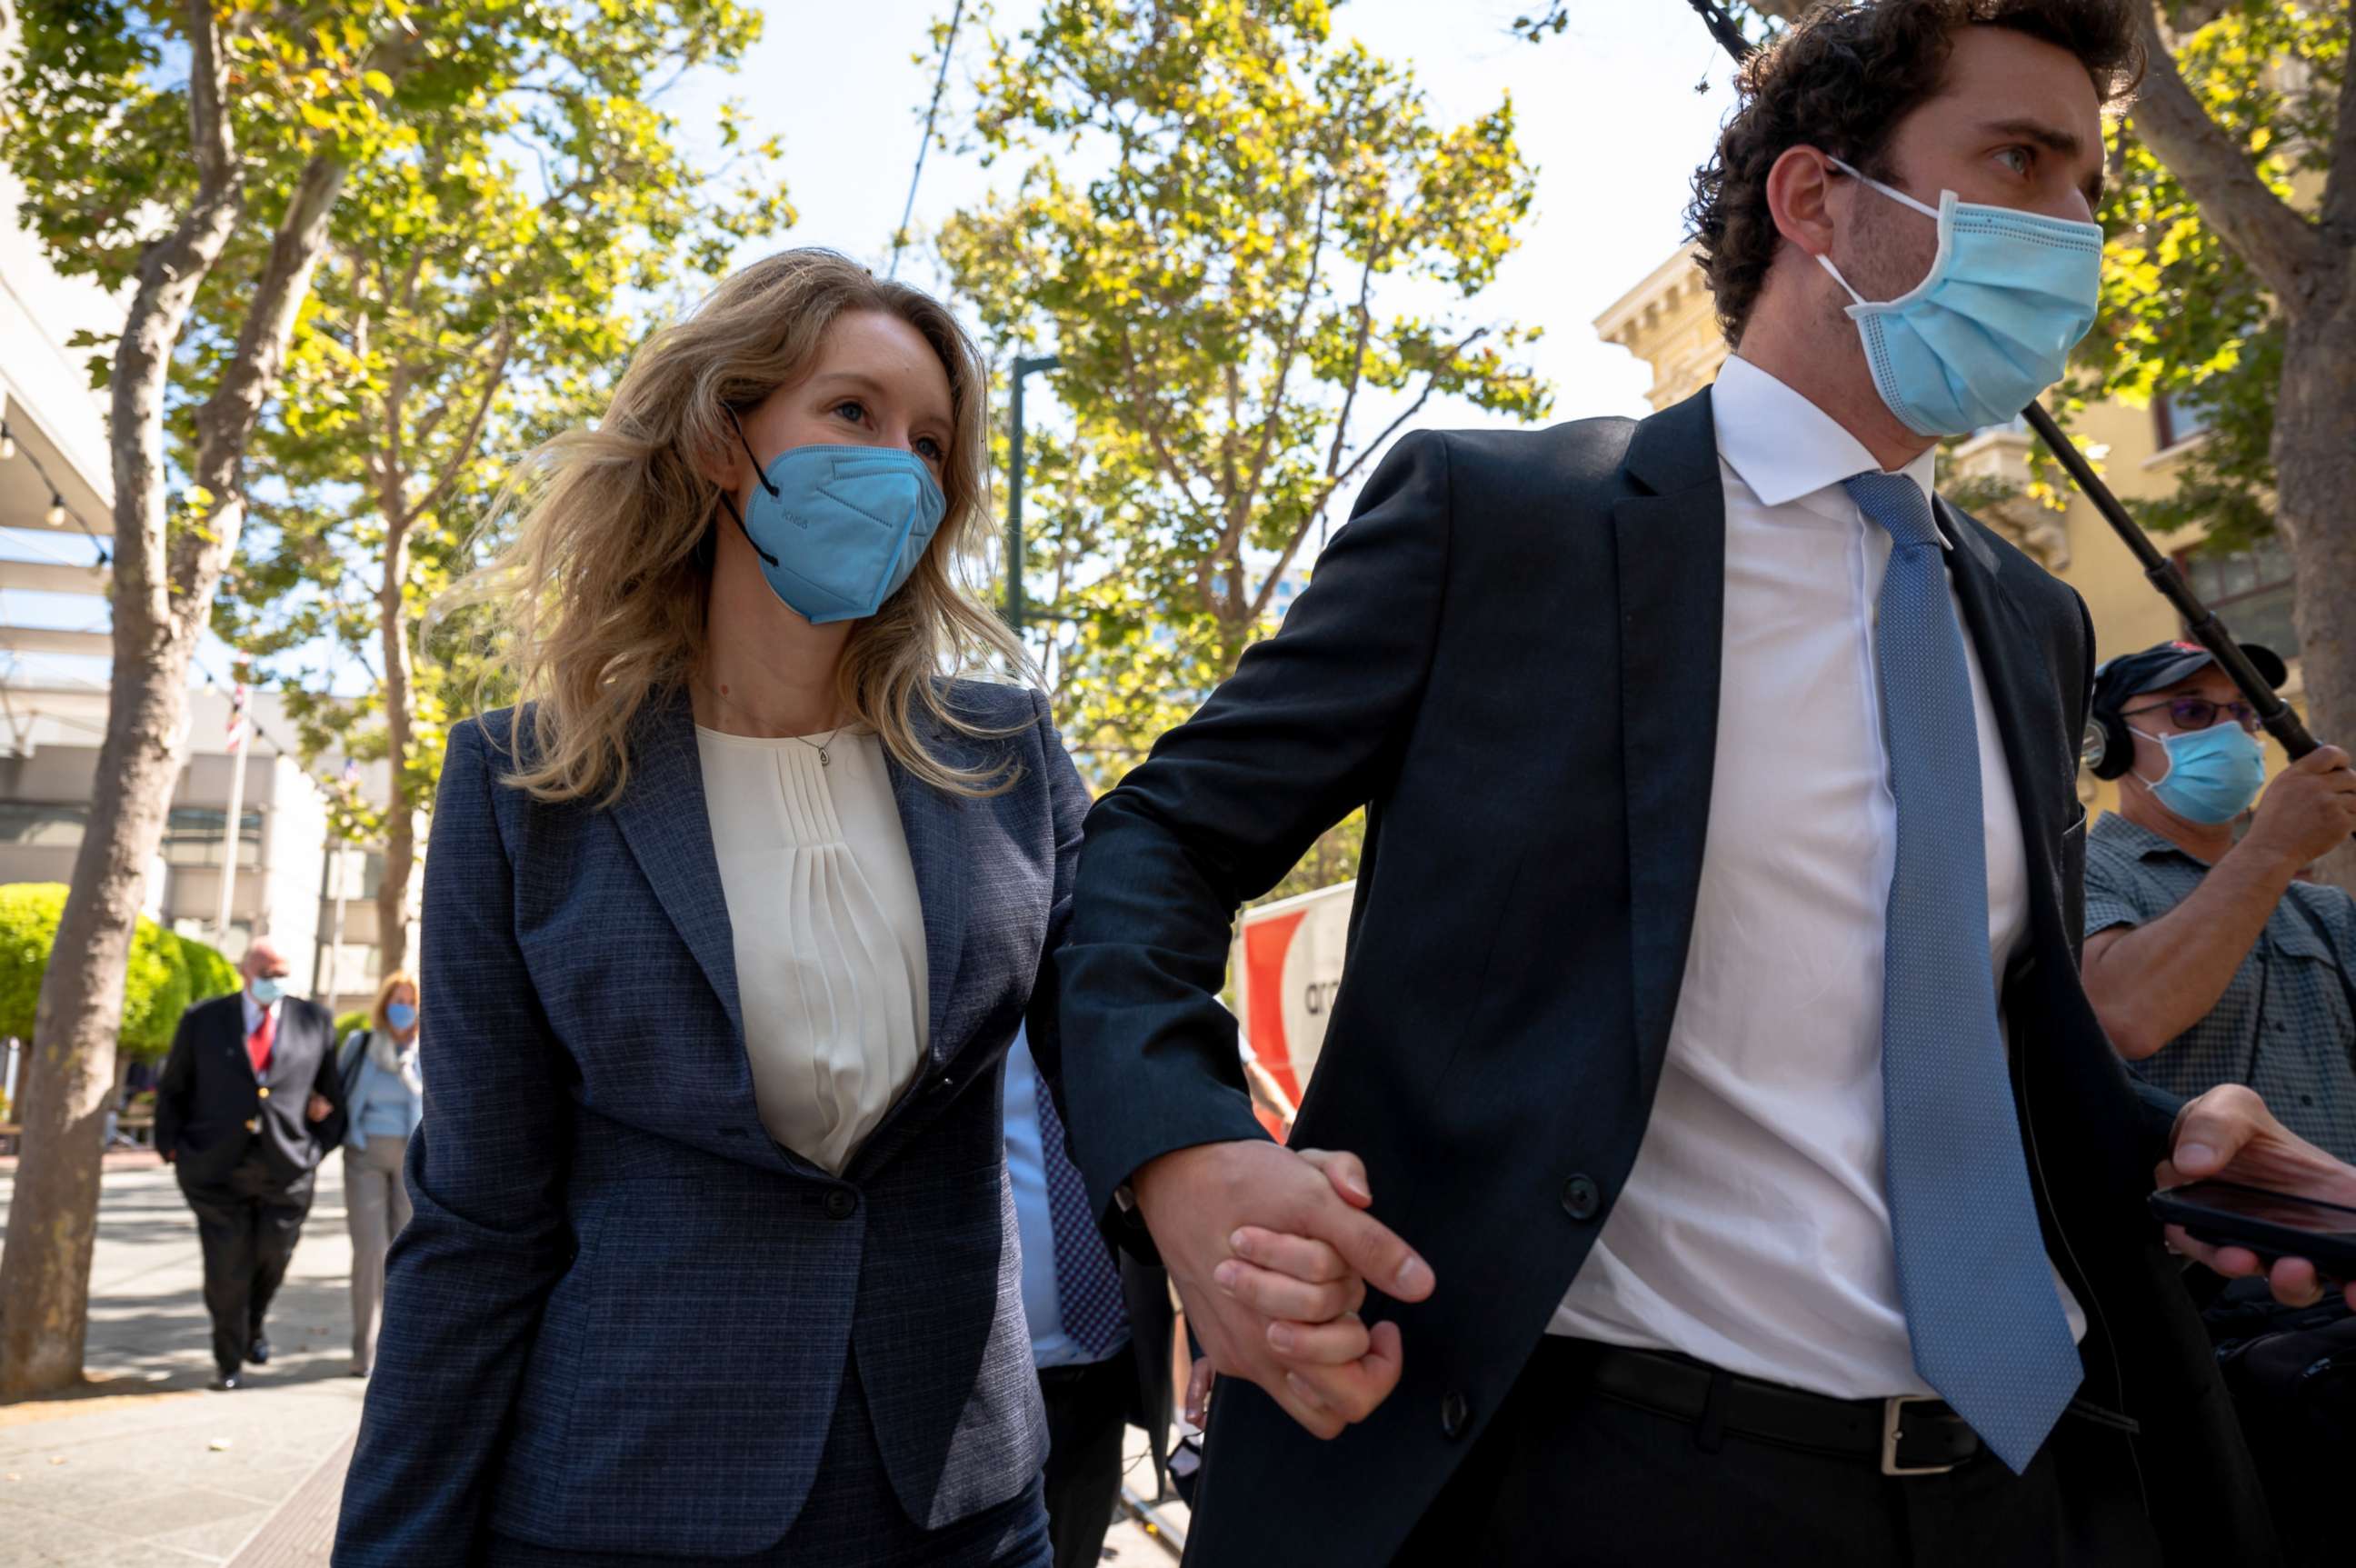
[178,1150,314,1375]
[1393,1339,2161,1568]
[1038,1352,1133,1568]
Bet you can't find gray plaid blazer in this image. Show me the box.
[336,681,1086,1563]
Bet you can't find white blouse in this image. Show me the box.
[695,725,930,1174]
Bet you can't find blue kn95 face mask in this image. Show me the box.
[1814,157,2104,439]
[717,417,947,625]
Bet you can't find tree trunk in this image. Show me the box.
[375,512,415,979]
[2273,290,2356,894]
[0,0,245,1397]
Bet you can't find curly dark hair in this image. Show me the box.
[1689,0,2143,345]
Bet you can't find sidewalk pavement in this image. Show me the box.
[0,1154,367,1566]
[1,1155,1185,1565]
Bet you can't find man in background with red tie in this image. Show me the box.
[156,937,344,1390]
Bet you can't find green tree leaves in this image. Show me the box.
[941,0,1547,808]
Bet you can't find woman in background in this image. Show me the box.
[337,970,422,1376]
[335,249,1085,1567]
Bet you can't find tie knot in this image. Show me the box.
[1842,471,1942,553]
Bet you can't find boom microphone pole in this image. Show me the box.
[1684,0,2324,766]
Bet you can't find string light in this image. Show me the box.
[45,493,65,528]
[0,424,15,461]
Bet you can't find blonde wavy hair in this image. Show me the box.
[443,248,1030,804]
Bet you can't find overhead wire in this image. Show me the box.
[886,0,968,282]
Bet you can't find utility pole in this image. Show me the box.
[1006,355,1061,635]
[212,664,251,943]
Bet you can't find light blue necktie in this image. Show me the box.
[1843,471,2081,1473]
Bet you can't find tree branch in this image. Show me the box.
[400,325,514,528]
[1230,176,1333,558]
[2128,2,2332,312]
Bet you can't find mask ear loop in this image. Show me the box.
[1815,155,1941,306]
[2123,724,2175,792]
[716,409,781,567]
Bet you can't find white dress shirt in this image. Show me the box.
[696,725,929,1175]
[241,990,277,1041]
[1548,355,2084,1398]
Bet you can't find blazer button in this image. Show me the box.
[1440,1390,1472,1441]
[256,1086,271,1100]
[1562,1174,1602,1221]
[824,1189,859,1222]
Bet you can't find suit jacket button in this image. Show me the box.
[824,1189,858,1222]
[256,1086,271,1100]
[1562,1174,1602,1221]
[1440,1391,1472,1440]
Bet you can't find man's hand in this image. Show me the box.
[1132,1139,1433,1440]
[2158,1083,2356,1311]
[305,1093,332,1124]
[2241,744,2356,873]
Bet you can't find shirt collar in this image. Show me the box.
[2091,808,2211,866]
[1712,355,1948,547]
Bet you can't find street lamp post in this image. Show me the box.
[1006,354,1060,635]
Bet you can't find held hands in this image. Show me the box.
[1130,1140,1433,1441]
[305,1093,332,1124]
[2242,744,2356,872]
[2159,1084,2356,1312]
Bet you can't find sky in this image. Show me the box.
[1,0,1755,704]
[674,0,1748,455]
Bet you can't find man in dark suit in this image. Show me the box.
[156,936,344,1390]
[1040,4,2356,1563]
[1003,1025,1175,1567]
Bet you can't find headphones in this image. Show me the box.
[2082,704,2136,781]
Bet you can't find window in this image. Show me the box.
[161,807,263,870]
[2179,538,2299,658]
[0,803,89,849]
[2153,388,2218,451]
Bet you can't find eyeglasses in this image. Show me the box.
[2119,696,2261,734]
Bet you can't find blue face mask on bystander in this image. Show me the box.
[2131,720,2267,824]
[385,1003,418,1033]
[715,414,946,625]
[1814,157,2104,439]
[249,976,284,1006]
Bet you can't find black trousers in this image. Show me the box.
[1393,1338,2161,1568]
[1038,1353,1133,1568]
[177,1149,314,1376]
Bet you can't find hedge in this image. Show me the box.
[0,884,244,1064]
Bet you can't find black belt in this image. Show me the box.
[1571,1343,1987,1476]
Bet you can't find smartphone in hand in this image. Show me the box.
[2150,1180,2356,1281]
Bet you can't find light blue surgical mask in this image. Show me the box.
[249,977,285,1006]
[1815,157,2104,439]
[2131,721,2267,824]
[717,421,946,625]
[385,1003,418,1033]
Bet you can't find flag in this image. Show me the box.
[225,682,248,753]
